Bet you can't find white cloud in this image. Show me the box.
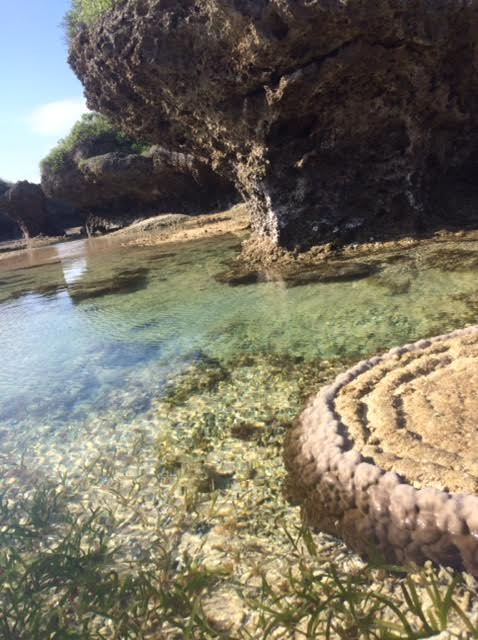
[27,98,89,137]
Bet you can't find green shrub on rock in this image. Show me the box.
[40,112,149,174]
[65,0,120,38]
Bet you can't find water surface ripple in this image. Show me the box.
[1,234,477,442]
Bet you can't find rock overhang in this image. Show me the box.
[69,0,478,251]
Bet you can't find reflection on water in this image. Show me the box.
[1,233,478,446]
[68,267,150,303]
[62,256,87,285]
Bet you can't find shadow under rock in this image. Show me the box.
[68,267,150,303]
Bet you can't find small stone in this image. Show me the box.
[202,590,245,633]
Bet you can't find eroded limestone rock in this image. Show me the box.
[69,0,478,250]
[42,143,237,234]
[285,326,478,574]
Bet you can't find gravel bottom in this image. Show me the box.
[1,353,478,637]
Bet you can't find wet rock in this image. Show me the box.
[204,462,235,491]
[230,422,264,441]
[0,178,10,197]
[367,272,413,296]
[422,248,478,272]
[0,212,22,242]
[0,179,82,240]
[216,260,379,288]
[70,0,478,251]
[99,338,162,369]
[163,357,230,406]
[283,262,379,287]
[68,267,150,303]
[0,181,22,240]
[214,269,263,287]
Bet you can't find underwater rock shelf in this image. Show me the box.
[285,326,478,574]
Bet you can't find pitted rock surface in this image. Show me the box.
[69,0,478,250]
[42,143,237,233]
[285,327,478,574]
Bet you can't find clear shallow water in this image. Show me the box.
[1,233,478,442]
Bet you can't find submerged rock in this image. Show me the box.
[285,326,478,574]
[215,259,379,288]
[70,0,478,251]
[67,267,150,303]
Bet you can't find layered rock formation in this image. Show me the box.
[285,327,478,574]
[69,0,478,251]
[42,134,237,234]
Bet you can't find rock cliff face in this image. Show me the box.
[69,0,478,250]
[42,138,237,234]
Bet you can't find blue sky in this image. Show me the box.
[0,1,88,184]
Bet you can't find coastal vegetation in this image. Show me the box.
[1,492,475,639]
[65,0,119,37]
[40,112,148,174]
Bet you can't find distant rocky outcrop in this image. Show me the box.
[0,179,10,196]
[0,179,81,241]
[41,114,238,234]
[0,180,20,240]
[69,0,478,251]
[0,213,20,241]
[0,181,51,239]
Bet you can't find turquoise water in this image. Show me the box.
[3,232,478,637]
[1,233,478,441]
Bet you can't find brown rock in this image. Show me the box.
[42,142,237,234]
[202,589,245,634]
[0,181,49,238]
[69,0,478,251]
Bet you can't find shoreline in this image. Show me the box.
[118,203,250,247]
[4,201,478,274]
[240,226,478,270]
[0,205,249,265]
